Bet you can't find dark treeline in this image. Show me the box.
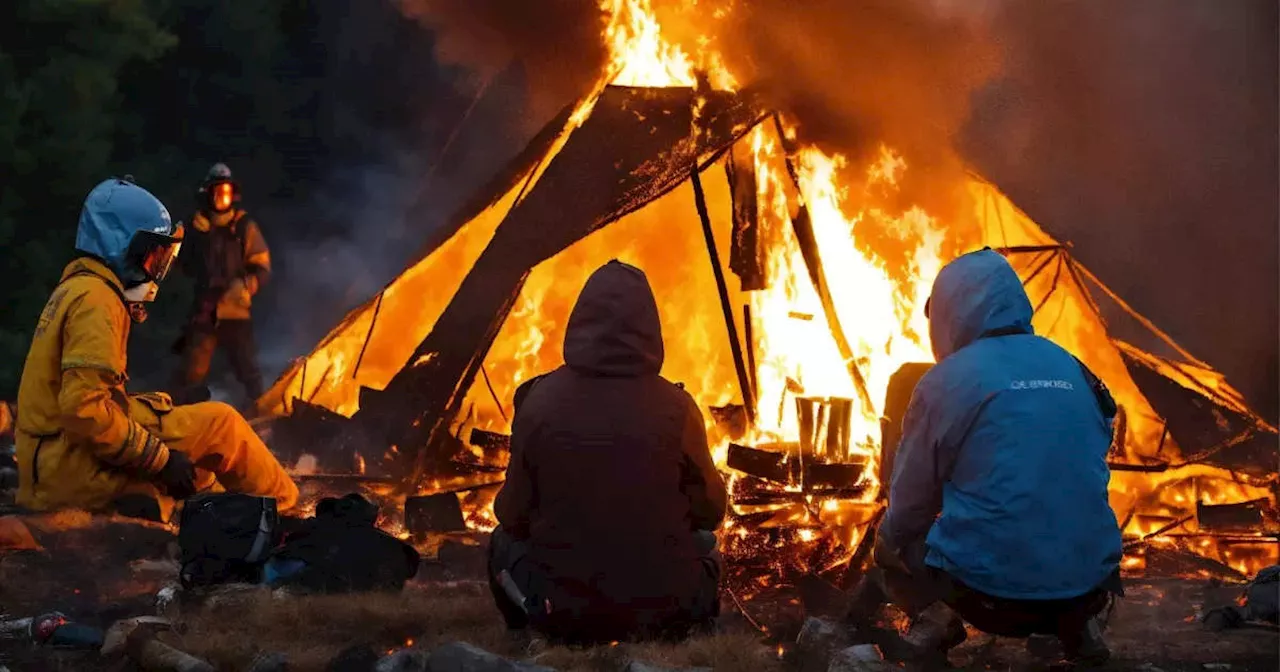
[0,0,530,397]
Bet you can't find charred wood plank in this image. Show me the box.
[1107,461,1171,473]
[727,443,793,483]
[725,141,765,290]
[1197,498,1272,532]
[404,493,466,534]
[803,462,866,490]
[469,428,511,452]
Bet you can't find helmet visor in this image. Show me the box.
[126,225,184,284]
[211,182,234,212]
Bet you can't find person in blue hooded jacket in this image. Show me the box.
[848,248,1122,667]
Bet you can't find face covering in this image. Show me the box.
[123,282,159,303]
[122,282,157,323]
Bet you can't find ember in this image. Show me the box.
[255,0,1279,613]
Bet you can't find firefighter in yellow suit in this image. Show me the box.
[14,177,298,517]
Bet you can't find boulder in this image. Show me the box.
[795,617,852,672]
[827,645,892,672]
[376,649,429,672]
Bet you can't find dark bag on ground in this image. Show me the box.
[266,493,420,593]
[178,493,281,588]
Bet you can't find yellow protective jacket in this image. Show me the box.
[15,258,172,511]
[16,257,299,515]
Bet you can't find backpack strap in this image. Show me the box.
[62,268,128,308]
[1073,355,1118,419]
[979,326,1117,419]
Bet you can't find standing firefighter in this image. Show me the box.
[14,178,298,517]
[173,163,270,406]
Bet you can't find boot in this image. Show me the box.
[1060,615,1110,666]
[844,568,889,631]
[900,602,966,670]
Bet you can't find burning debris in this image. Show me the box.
[246,0,1279,616]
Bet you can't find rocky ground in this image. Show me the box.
[0,514,1276,671]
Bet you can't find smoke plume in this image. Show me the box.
[392,0,1276,419]
[963,0,1279,420]
[396,0,607,124]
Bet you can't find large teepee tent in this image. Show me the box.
[257,79,1276,579]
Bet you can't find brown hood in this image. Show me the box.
[563,260,664,377]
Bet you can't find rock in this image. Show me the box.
[1202,665,1232,671]
[625,662,712,672]
[155,582,181,617]
[1025,633,1061,659]
[795,617,852,672]
[327,643,380,672]
[827,645,892,672]
[425,642,554,672]
[376,649,429,672]
[249,652,290,672]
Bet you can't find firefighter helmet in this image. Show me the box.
[199,162,240,213]
[75,177,183,291]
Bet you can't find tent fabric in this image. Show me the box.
[262,88,1273,483]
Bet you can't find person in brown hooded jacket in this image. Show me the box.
[489,260,728,644]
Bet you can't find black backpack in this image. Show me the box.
[268,493,420,593]
[178,493,281,588]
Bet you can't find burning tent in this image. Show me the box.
[255,4,1278,608]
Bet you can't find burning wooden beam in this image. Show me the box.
[692,166,756,423]
[727,443,792,484]
[802,462,866,490]
[725,140,766,291]
[404,493,467,534]
[1196,498,1272,532]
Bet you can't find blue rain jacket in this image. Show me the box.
[879,248,1122,600]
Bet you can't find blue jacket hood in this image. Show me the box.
[75,178,174,282]
[928,248,1033,361]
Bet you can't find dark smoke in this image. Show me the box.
[963,0,1279,421]
[396,0,607,125]
[387,0,1277,421]
[705,0,998,187]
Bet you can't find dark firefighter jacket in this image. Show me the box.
[494,260,728,634]
[183,209,271,324]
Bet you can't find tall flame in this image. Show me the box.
[457,0,1277,577]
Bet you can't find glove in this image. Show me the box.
[873,533,910,575]
[157,449,197,500]
[226,278,252,308]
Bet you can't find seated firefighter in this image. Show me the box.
[489,260,728,644]
[848,248,1123,666]
[13,177,299,519]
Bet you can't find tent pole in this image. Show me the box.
[691,166,756,423]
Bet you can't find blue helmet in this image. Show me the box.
[75,178,182,288]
